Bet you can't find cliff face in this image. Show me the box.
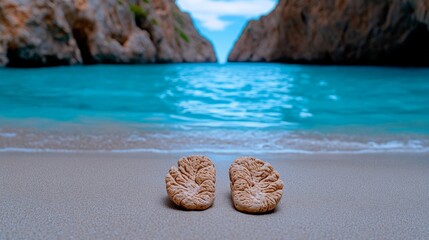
[0,0,216,67]
[229,0,429,66]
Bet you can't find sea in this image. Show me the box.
[0,63,428,153]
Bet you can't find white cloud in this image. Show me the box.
[177,0,277,31]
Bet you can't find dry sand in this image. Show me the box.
[1,152,428,239]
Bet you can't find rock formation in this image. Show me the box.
[0,0,216,67]
[228,0,429,66]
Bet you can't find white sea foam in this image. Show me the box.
[0,148,428,154]
[0,148,78,153]
[1,129,428,154]
[1,142,429,154]
[0,132,17,138]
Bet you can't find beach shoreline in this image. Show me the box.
[1,152,428,239]
[2,126,429,154]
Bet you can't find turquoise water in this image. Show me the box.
[0,63,429,152]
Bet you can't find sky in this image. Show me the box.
[177,0,278,63]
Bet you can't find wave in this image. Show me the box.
[1,147,428,154]
[1,128,428,154]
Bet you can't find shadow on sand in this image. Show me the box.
[162,196,184,211]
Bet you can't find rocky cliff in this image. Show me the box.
[229,0,429,66]
[0,0,216,67]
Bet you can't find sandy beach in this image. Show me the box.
[2,0,429,238]
[1,152,428,239]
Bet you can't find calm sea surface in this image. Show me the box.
[0,63,428,153]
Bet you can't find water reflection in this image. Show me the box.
[165,64,298,128]
[0,63,429,134]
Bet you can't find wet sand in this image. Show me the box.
[1,152,428,239]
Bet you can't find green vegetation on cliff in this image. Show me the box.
[129,3,147,18]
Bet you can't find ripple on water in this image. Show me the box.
[0,64,428,142]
